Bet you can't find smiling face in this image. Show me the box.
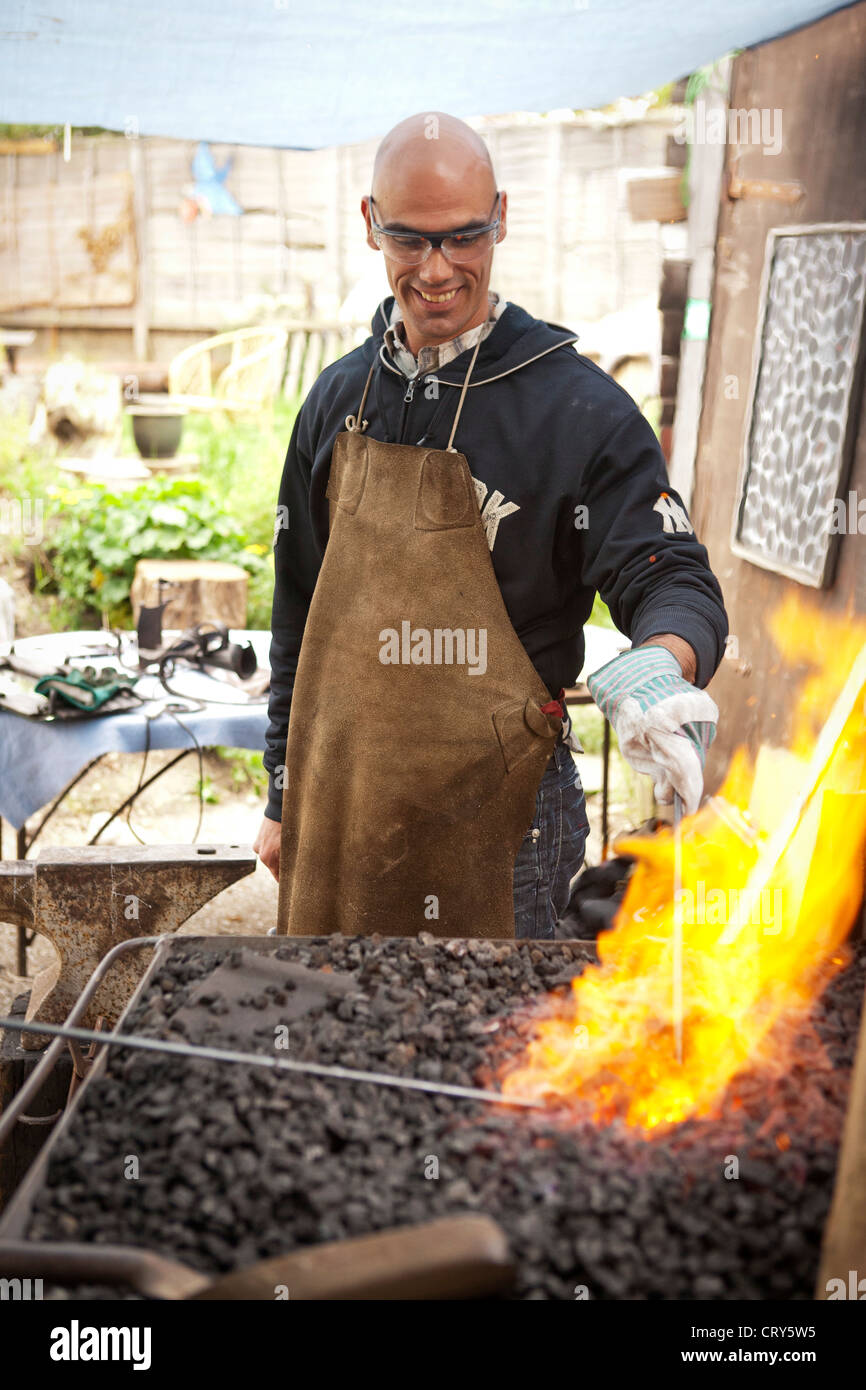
[362,113,506,357]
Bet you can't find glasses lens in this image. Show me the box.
[378,233,430,264]
[442,228,497,262]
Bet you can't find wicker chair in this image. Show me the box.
[168,326,289,417]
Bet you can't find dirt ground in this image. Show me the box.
[0,738,639,1019]
[0,748,279,1018]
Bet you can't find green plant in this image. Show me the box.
[214,746,269,797]
[155,400,296,628]
[194,775,220,805]
[36,475,268,626]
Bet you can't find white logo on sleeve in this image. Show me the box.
[653,492,694,534]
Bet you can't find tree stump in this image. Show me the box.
[131,559,249,632]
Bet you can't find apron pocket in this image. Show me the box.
[326,431,369,514]
[493,698,561,773]
[414,450,478,530]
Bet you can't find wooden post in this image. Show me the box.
[276,147,288,298]
[668,56,732,510]
[335,144,348,313]
[817,959,866,1296]
[129,138,150,361]
[544,122,563,324]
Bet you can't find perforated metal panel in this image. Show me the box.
[733,224,866,587]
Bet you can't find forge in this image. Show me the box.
[2,602,865,1300]
[1,929,863,1301]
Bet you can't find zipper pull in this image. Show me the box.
[403,378,416,404]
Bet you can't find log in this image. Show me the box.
[131,559,248,631]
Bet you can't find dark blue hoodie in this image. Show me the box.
[263,297,728,819]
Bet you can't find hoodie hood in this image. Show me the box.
[369,295,579,386]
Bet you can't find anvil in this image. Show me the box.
[0,845,256,1049]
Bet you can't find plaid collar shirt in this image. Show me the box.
[383,291,507,378]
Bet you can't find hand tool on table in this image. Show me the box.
[0,1214,515,1300]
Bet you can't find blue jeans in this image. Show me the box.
[512,737,589,939]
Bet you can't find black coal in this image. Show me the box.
[24,934,865,1300]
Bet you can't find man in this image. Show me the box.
[254,111,727,940]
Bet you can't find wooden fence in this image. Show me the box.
[0,112,677,360]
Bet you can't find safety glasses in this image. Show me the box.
[368,193,502,265]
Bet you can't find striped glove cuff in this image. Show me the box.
[587,645,716,768]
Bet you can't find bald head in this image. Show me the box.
[372,112,495,208]
[363,112,505,355]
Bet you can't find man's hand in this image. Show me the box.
[253,816,282,882]
[587,643,718,816]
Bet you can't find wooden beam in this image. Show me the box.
[660,357,680,398]
[817,920,866,1298]
[659,257,691,311]
[661,310,685,358]
[627,173,686,224]
[665,134,688,170]
[128,138,150,361]
[0,138,56,156]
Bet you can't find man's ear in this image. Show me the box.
[496,190,508,245]
[361,195,378,253]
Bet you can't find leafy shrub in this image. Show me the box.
[36,476,268,626]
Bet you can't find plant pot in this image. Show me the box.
[128,395,187,459]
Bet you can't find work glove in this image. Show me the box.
[587,646,718,816]
[34,666,138,712]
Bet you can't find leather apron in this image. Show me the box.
[277,339,562,938]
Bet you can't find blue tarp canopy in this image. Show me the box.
[0,0,851,148]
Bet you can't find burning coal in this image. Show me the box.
[501,598,866,1132]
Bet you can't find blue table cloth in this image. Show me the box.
[0,631,271,830]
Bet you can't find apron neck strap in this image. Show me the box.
[345,361,375,433]
[346,331,483,449]
[446,335,483,453]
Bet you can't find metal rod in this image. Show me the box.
[0,936,164,1148]
[672,791,684,1065]
[601,717,611,861]
[0,1016,545,1111]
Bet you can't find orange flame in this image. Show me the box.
[501,597,866,1132]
